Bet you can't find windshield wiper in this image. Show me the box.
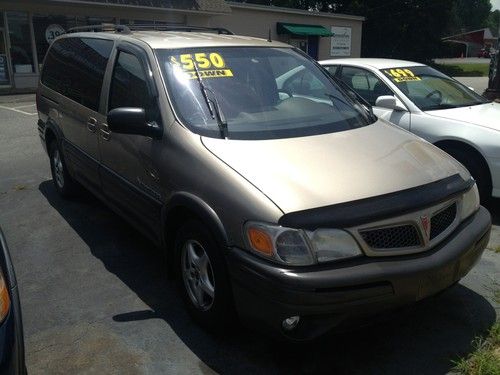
[192,62,229,139]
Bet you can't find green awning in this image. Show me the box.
[277,23,333,37]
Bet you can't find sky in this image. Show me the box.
[492,0,500,11]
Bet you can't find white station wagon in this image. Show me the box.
[319,58,500,202]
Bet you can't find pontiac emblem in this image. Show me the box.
[420,215,430,240]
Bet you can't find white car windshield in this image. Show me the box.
[156,47,374,139]
[381,66,489,111]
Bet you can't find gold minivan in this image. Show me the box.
[37,25,491,340]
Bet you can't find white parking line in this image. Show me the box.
[13,103,36,109]
[0,104,37,116]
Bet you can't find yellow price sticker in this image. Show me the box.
[171,52,233,79]
[384,68,421,83]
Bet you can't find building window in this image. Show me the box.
[7,12,35,74]
[1,12,11,85]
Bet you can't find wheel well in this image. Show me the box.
[434,140,492,185]
[45,128,56,151]
[163,206,200,278]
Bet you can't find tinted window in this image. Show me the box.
[108,52,150,110]
[340,66,393,105]
[41,37,113,111]
[323,65,339,76]
[283,69,325,98]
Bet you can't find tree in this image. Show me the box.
[334,0,456,61]
[232,0,494,60]
[449,0,492,34]
[488,10,500,36]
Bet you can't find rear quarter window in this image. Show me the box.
[41,37,113,111]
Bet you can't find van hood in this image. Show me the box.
[426,102,500,131]
[202,121,469,214]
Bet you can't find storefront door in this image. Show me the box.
[0,29,11,87]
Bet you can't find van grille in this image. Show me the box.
[360,224,421,249]
[430,203,457,240]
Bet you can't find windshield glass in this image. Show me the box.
[156,47,373,139]
[381,66,489,111]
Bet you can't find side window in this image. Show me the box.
[323,65,339,76]
[340,66,393,106]
[283,69,326,98]
[41,37,113,111]
[109,52,151,111]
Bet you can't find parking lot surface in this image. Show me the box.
[0,95,499,374]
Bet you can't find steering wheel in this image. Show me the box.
[425,89,442,101]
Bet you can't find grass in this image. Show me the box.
[452,321,500,375]
[432,63,490,77]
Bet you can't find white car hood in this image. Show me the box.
[426,102,500,131]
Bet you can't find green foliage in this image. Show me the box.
[452,321,500,375]
[233,0,498,60]
[449,0,492,34]
[488,10,500,37]
[431,63,489,77]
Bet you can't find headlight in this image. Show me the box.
[0,271,10,323]
[307,229,362,263]
[461,183,480,220]
[244,222,362,266]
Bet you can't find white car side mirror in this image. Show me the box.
[375,95,407,111]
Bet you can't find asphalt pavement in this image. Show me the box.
[0,95,499,374]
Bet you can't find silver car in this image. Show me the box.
[37,25,491,340]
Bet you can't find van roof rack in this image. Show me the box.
[128,24,234,35]
[67,24,234,35]
[67,24,131,34]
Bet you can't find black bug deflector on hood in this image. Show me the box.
[279,174,474,230]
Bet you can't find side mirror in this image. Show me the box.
[107,107,162,138]
[375,95,407,111]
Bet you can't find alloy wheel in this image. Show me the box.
[181,239,215,311]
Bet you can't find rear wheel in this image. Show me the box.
[49,140,77,198]
[444,146,491,204]
[175,220,234,329]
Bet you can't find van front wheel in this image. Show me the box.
[175,220,234,329]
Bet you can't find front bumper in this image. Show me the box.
[227,206,491,340]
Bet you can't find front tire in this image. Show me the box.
[175,220,234,329]
[49,140,77,198]
[444,147,491,204]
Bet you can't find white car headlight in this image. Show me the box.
[244,222,362,266]
[460,183,480,220]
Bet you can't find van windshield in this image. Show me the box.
[156,47,373,140]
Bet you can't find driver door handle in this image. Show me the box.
[87,117,97,133]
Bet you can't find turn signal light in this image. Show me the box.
[247,227,273,255]
[0,272,10,323]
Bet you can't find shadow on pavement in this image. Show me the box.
[486,198,500,225]
[39,180,497,375]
